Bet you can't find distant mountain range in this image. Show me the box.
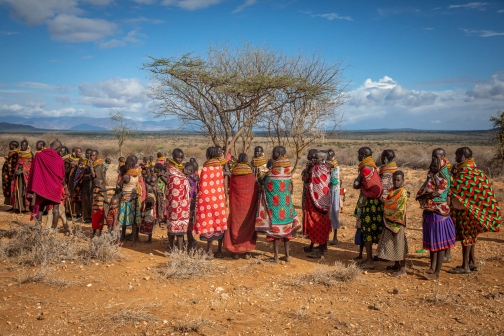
[0,116,183,131]
[0,122,37,131]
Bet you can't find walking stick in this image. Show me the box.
[16,174,23,214]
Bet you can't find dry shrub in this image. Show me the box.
[79,233,123,264]
[0,224,82,266]
[0,222,123,266]
[174,315,208,333]
[159,248,214,280]
[111,307,160,326]
[17,264,54,284]
[290,261,362,287]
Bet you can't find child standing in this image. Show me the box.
[106,197,120,243]
[91,179,107,237]
[140,197,155,243]
[377,171,409,277]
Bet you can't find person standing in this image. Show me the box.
[2,141,19,209]
[448,147,501,274]
[27,140,67,229]
[223,153,258,259]
[193,147,228,258]
[81,149,93,223]
[12,140,33,213]
[303,151,332,259]
[416,148,456,280]
[327,149,341,245]
[353,147,384,269]
[255,146,301,263]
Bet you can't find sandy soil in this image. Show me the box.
[1,163,503,336]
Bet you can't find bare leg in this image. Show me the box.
[206,241,214,259]
[444,248,452,262]
[364,241,374,268]
[46,210,53,228]
[461,245,471,272]
[427,251,436,274]
[51,204,60,229]
[469,245,476,265]
[121,226,126,241]
[284,240,290,262]
[333,229,338,240]
[168,235,174,249]
[273,239,279,263]
[177,235,183,250]
[215,238,223,257]
[426,250,444,280]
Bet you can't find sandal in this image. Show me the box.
[303,246,313,253]
[232,254,240,260]
[329,239,339,246]
[307,251,323,259]
[455,264,478,271]
[447,267,471,274]
[215,252,224,258]
[385,264,400,271]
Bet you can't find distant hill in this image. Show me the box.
[70,123,108,131]
[0,122,37,130]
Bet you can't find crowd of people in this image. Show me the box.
[1,139,501,280]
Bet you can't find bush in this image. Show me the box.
[159,248,214,280]
[290,261,362,287]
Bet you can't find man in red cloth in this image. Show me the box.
[27,140,67,229]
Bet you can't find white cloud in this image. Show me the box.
[0,102,85,117]
[448,2,489,10]
[0,0,82,25]
[47,14,117,42]
[461,28,504,37]
[121,16,164,24]
[344,75,504,130]
[100,30,146,48]
[83,0,114,5]
[78,77,146,108]
[423,27,434,30]
[465,74,504,101]
[131,0,157,4]
[17,82,57,90]
[302,11,353,21]
[161,0,224,10]
[499,9,504,13]
[232,0,257,14]
[99,38,126,48]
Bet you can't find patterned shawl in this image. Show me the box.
[450,158,501,232]
[18,147,33,159]
[358,156,383,199]
[383,187,408,233]
[193,162,227,238]
[379,162,398,175]
[166,165,191,233]
[416,156,451,216]
[308,163,331,213]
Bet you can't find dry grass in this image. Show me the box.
[79,233,123,264]
[16,264,54,284]
[110,307,160,326]
[290,261,362,287]
[0,222,123,267]
[158,248,215,280]
[174,314,209,333]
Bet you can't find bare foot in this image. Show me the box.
[393,268,407,277]
[423,273,439,281]
[353,255,363,260]
[361,262,375,270]
[426,268,435,274]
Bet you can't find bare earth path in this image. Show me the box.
[0,164,503,335]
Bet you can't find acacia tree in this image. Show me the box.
[260,54,347,172]
[143,43,347,156]
[109,110,132,156]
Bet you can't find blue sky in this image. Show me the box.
[1,0,503,130]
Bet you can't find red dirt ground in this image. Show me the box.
[0,163,503,335]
